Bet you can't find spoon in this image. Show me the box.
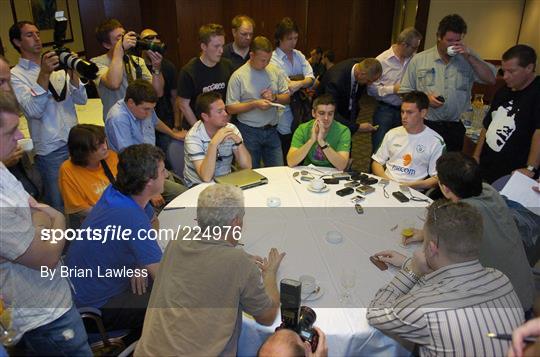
[292,171,301,184]
[303,286,321,301]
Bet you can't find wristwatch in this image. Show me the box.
[402,259,421,281]
[233,140,243,147]
[526,165,538,174]
[152,68,161,75]
[320,143,329,150]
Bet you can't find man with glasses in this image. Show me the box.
[401,152,534,314]
[223,15,255,71]
[139,28,181,156]
[368,27,422,152]
[400,14,496,151]
[183,91,251,187]
[368,200,524,356]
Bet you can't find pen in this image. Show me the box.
[162,206,186,211]
[486,333,537,344]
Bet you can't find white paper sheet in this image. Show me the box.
[500,171,540,209]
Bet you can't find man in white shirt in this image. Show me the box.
[372,91,445,190]
[368,27,422,153]
[9,21,88,211]
[184,91,251,187]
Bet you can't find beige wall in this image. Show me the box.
[518,0,540,68]
[1,0,85,65]
[425,0,524,59]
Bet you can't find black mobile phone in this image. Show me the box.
[435,95,445,103]
[392,191,410,203]
[344,181,361,188]
[323,178,339,185]
[336,187,354,196]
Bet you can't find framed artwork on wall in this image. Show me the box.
[10,0,74,46]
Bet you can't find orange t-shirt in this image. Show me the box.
[59,150,119,214]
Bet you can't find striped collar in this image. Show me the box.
[422,259,484,284]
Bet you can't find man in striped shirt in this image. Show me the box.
[368,200,524,356]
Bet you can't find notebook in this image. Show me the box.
[215,169,268,190]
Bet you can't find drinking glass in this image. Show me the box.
[340,268,356,305]
[0,296,16,346]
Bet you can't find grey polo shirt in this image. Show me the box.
[400,46,495,122]
[226,62,289,127]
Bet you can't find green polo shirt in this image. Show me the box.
[290,119,351,167]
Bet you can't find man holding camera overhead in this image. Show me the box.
[92,18,164,120]
[9,20,88,212]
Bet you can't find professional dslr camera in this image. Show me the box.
[133,35,167,55]
[277,279,319,352]
[52,11,98,80]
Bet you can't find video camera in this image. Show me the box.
[52,11,98,80]
[277,279,319,352]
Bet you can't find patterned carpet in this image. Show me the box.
[351,95,378,173]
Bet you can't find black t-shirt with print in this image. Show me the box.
[480,76,540,183]
[177,57,233,119]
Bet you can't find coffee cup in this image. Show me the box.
[447,46,458,56]
[310,178,324,191]
[17,138,33,152]
[299,275,316,295]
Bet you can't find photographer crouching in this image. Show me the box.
[258,327,328,356]
[9,19,90,212]
[258,278,328,357]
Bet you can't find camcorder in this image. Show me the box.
[52,11,98,80]
[277,279,319,352]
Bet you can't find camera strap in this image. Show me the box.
[100,159,116,185]
[123,55,143,83]
[48,73,67,102]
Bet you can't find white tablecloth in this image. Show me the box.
[158,166,430,356]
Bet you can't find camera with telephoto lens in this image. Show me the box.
[134,36,167,55]
[52,11,98,80]
[277,279,319,352]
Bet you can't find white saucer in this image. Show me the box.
[307,184,329,193]
[301,285,324,301]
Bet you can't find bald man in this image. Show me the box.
[258,328,327,357]
[139,29,181,155]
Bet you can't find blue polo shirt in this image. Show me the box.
[65,185,162,308]
[105,99,158,152]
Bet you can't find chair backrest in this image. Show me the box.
[167,139,185,180]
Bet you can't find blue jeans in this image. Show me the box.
[21,305,92,356]
[371,102,402,153]
[237,122,283,168]
[35,145,69,212]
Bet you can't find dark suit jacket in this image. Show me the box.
[316,58,364,134]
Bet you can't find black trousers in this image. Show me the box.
[424,120,465,152]
[96,289,152,345]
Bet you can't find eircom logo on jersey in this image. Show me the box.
[390,153,415,176]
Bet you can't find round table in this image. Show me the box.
[158,166,431,356]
